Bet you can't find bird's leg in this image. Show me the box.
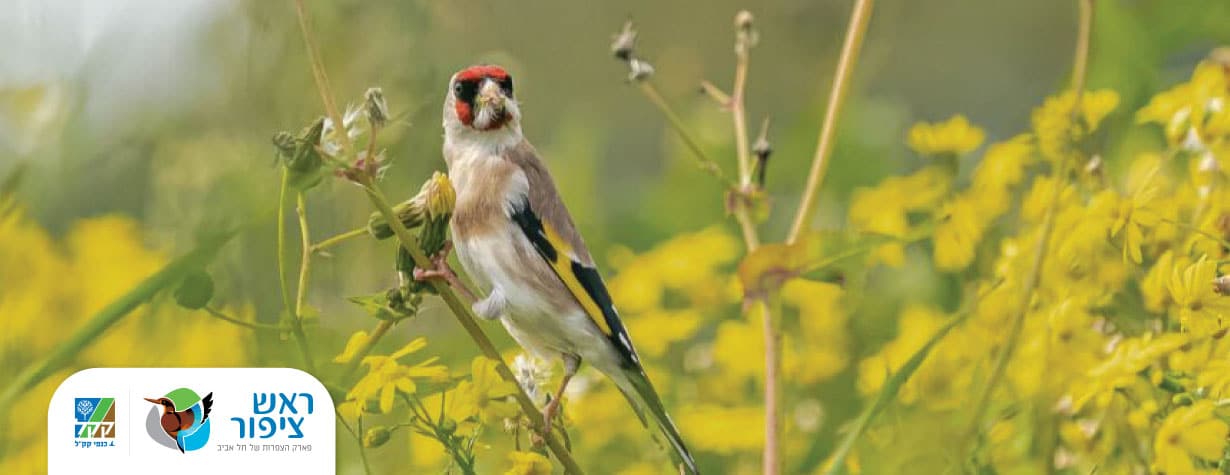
[540,354,581,438]
[471,287,506,320]
[412,241,477,302]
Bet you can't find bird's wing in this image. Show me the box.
[505,140,641,368]
[200,392,213,422]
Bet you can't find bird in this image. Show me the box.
[428,64,698,474]
[145,392,213,453]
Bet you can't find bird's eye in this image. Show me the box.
[453,80,478,103]
[499,76,514,97]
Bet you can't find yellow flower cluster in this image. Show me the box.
[0,208,254,473]
[847,57,1230,473]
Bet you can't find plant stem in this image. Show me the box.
[962,0,1094,454]
[1070,0,1094,110]
[757,298,781,475]
[202,306,291,331]
[725,19,778,471]
[336,410,373,475]
[294,0,349,152]
[787,0,876,243]
[822,311,970,475]
[293,192,317,374]
[277,170,295,325]
[362,182,585,474]
[340,319,395,384]
[0,234,232,419]
[277,170,317,372]
[636,81,732,187]
[732,40,752,185]
[312,227,369,253]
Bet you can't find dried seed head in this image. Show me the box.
[735,10,754,31]
[364,87,389,129]
[752,118,772,186]
[628,58,655,81]
[734,10,758,55]
[611,20,638,62]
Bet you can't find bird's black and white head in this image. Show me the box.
[443,65,522,141]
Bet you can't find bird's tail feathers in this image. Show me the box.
[615,368,699,475]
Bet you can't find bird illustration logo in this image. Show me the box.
[143,388,213,453]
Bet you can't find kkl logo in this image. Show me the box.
[231,392,315,439]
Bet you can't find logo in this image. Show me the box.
[144,388,213,453]
[74,398,116,439]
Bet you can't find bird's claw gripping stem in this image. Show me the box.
[412,241,477,302]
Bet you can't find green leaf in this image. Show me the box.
[738,230,898,298]
[173,270,214,310]
[821,312,967,475]
[347,290,418,322]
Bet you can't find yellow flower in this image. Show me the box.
[1197,357,1230,399]
[346,337,450,414]
[1143,251,1187,313]
[452,356,521,425]
[907,114,985,156]
[1152,401,1228,474]
[1168,256,1230,336]
[1070,333,1189,410]
[1032,89,1119,162]
[1138,61,1229,147]
[504,451,553,475]
[849,166,951,267]
[676,404,763,454]
[970,135,1035,218]
[933,193,984,271]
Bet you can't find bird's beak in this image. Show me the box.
[476,79,505,114]
[144,398,159,404]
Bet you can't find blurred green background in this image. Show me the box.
[2,0,1229,473]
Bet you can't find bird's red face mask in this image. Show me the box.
[452,65,515,131]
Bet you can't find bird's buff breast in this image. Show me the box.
[448,156,589,358]
[453,229,594,360]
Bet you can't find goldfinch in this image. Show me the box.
[438,64,698,474]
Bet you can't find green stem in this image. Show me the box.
[787,0,876,243]
[293,192,317,374]
[202,306,291,331]
[963,0,1094,454]
[336,410,373,475]
[311,227,369,253]
[277,170,316,372]
[637,81,732,187]
[0,234,232,419]
[339,319,395,384]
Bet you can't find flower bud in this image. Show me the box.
[610,20,637,61]
[363,426,391,448]
[366,199,425,240]
[628,58,655,81]
[439,417,458,436]
[365,87,390,129]
[418,171,456,220]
